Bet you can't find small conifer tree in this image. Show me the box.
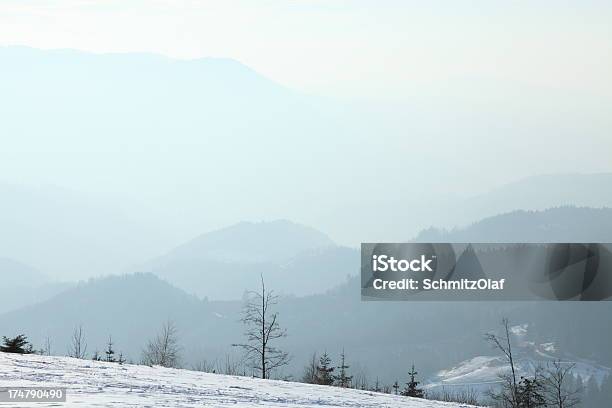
[401,364,424,398]
[105,336,116,363]
[316,352,335,385]
[334,349,353,388]
[0,335,33,354]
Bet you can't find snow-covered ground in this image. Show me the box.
[426,324,610,394]
[0,353,474,407]
[428,352,609,392]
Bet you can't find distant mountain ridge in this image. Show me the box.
[416,206,612,242]
[467,173,612,212]
[138,220,356,300]
[151,220,335,264]
[0,257,46,287]
[0,257,71,314]
[430,173,612,231]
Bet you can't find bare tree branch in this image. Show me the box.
[484,318,519,407]
[68,324,87,359]
[542,360,582,408]
[141,320,181,368]
[233,274,290,379]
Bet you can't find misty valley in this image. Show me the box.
[2,206,612,406]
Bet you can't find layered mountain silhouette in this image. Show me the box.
[416,206,612,242]
[147,220,334,264]
[1,268,610,388]
[0,257,46,287]
[137,220,357,299]
[2,196,612,385]
[0,183,167,280]
[429,174,612,230]
[0,257,71,314]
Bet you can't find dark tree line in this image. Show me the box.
[294,317,584,407]
[0,287,590,408]
[300,348,427,400]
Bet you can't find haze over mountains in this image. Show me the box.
[147,220,334,264]
[1,46,611,402]
[0,257,46,287]
[138,220,356,299]
[417,206,612,242]
[0,257,70,313]
[2,173,612,283]
[2,46,611,250]
[2,206,611,391]
[0,182,168,279]
[434,173,612,229]
[0,46,358,247]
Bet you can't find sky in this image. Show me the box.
[0,1,611,269]
[1,0,611,98]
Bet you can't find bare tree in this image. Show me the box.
[43,336,52,356]
[542,360,581,408]
[192,358,217,373]
[353,371,369,390]
[485,318,519,407]
[301,352,319,384]
[221,353,244,375]
[233,275,290,379]
[141,320,181,368]
[426,387,481,405]
[68,324,87,359]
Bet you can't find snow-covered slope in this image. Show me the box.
[426,324,610,394]
[0,353,474,407]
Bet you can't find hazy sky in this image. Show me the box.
[1,0,611,98]
[1,1,612,263]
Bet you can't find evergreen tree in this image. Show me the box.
[0,335,33,354]
[316,352,335,385]
[516,375,546,408]
[392,380,400,395]
[105,336,116,363]
[401,364,424,398]
[334,349,352,388]
[117,352,126,365]
[373,377,381,392]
